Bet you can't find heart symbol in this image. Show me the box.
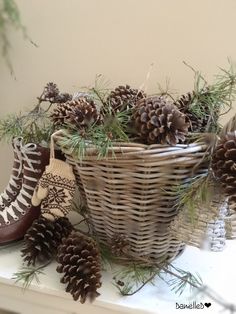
[205,302,211,308]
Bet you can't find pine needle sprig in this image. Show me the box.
[100,109,130,149]
[57,110,130,159]
[99,246,236,312]
[163,264,236,313]
[99,244,163,296]
[103,248,201,297]
[161,170,215,225]
[112,263,158,296]
[0,110,53,144]
[56,125,114,160]
[164,265,203,296]
[86,74,111,109]
[183,60,236,133]
[0,82,70,144]
[58,128,88,160]
[176,173,215,224]
[99,243,120,270]
[12,259,52,290]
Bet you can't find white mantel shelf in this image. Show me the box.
[0,240,236,314]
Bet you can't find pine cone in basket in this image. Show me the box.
[212,132,236,204]
[67,98,100,130]
[107,85,146,113]
[50,102,75,127]
[174,91,220,133]
[174,92,207,132]
[132,96,189,145]
[110,234,130,256]
[21,216,73,266]
[56,231,102,303]
[50,97,100,131]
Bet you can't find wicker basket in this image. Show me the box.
[170,198,228,252]
[225,201,236,239]
[60,140,224,261]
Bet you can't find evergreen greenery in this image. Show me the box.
[0,109,53,144]
[177,174,214,224]
[88,74,111,109]
[0,62,236,149]
[56,109,130,160]
[12,260,51,290]
[0,82,65,144]
[183,60,236,132]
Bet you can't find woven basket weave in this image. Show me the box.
[61,141,219,261]
[170,198,228,251]
[225,202,236,239]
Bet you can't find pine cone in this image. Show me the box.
[50,98,100,131]
[43,82,60,100]
[21,216,73,266]
[132,96,189,145]
[43,82,73,104]
[110,234,130,256]
[67,98,100,130]
[56,231,102,303]
[174,91,220,133]
[212,132,236,204]
[174,92,206,132]
[50,102,76,127]
[107,85,146,113]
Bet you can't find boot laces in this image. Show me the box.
[0,138,23,208]
[0,143,42,225]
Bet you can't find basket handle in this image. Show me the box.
[50,130,68,159]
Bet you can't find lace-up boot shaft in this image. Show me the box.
[0,138,23,209]
[0,144,50,244]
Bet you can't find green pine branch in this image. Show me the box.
[57,109,130,160]
[12,259,52,290]
[183,60,236,133]
[0,109,53,144]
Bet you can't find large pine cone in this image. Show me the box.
[212,132,236,204]
[51,98,100,130]
[56,231,102,303]
[174,91,219,133]
[132,96,189,145]
[21,216,73,266]
[107,85,146,113]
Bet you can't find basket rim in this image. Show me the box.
[58,137,208,161]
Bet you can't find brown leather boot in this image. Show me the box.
[0,137,24,209]
[0,143,50,244]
